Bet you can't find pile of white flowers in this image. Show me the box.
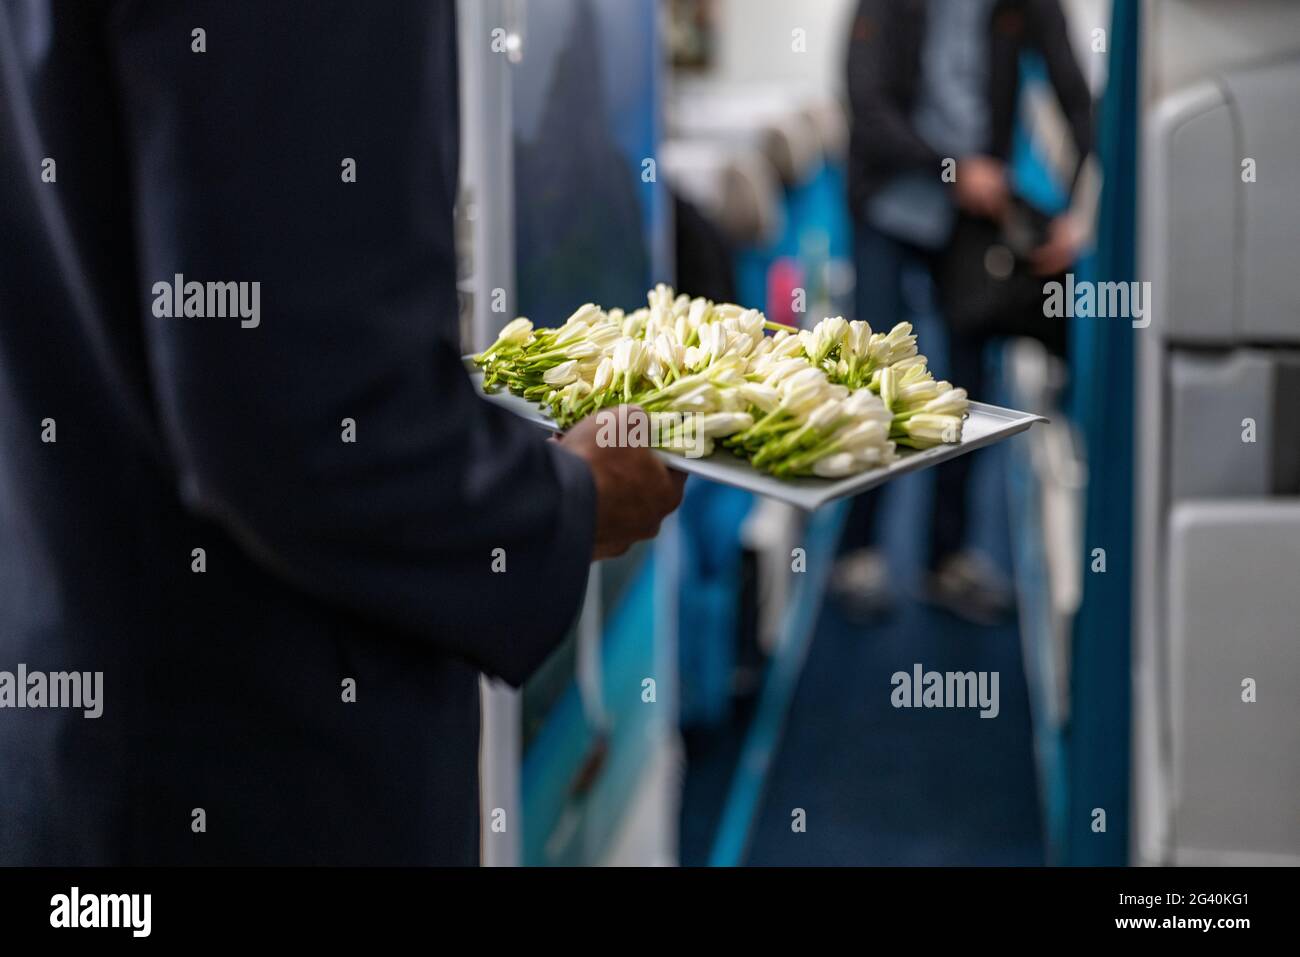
[473,285,968,479]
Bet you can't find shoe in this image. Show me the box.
[923,550,1014,626]
[829,548,894,623]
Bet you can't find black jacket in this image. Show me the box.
[0,0,594,864]
[846,0,1094,217]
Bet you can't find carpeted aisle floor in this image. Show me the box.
[742,441,1045,865]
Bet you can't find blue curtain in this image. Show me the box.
[1064,0,1140,865]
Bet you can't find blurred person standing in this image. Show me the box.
[833,0,1093,625]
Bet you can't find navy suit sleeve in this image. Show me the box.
[106,0,595,685]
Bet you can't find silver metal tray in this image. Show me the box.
[465,359,1046,511]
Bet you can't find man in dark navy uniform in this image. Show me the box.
[0,0,680,864]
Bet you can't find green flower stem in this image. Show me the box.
[771,436,845,478]
[729,405,802,446]
[752,422,819,468]
[752,412,853,468]
[637,369,713,407]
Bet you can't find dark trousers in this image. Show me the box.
[841,219,986,568]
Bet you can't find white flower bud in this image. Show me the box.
[846,319,872,358]
[879,366,899,411]
[737,309,765,338]
[840,389,890,424]
[564,303,602,326]
[555,321,590,346]
[648,283,675,311]
[903,413,963,445]
[739,383,780,413]
[920,387,968,417]
[655,332,683,371]
[700,412,754,438]
[496,317,533,346]
[622,314,646,339]
[611,338,634,374]
[688,298,710,330]
[543,360,579,386]
[806,399,844,432]
[587,323,622,350]
[817,316,848,348]
[812,452,859,478]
